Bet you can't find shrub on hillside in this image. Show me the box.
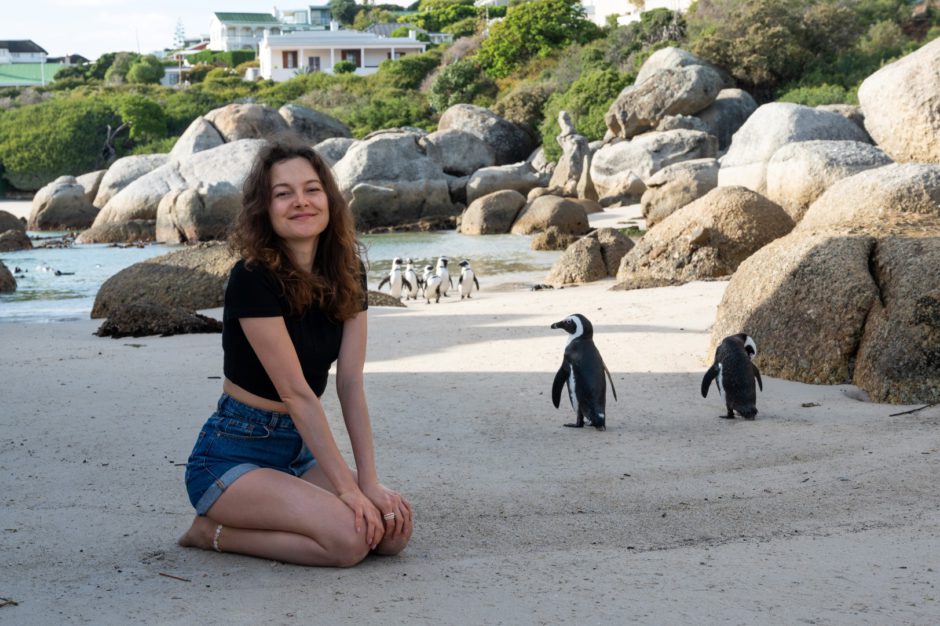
[777,83,853,106]
[377,49,443,90]
[342,88,435,136]
[493,82,553,137]
[188,50,256,67]
[428,57,496,110]
[127,55,166,84]
[334,60,358,74]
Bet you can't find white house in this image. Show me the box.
[259,28,426,80]
[0,40,48,64]
[210,12,283,51]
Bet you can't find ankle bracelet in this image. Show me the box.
[213,524,223,552]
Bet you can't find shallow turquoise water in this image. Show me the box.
[0,231,559,323]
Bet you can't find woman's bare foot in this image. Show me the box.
[178,516,218,550]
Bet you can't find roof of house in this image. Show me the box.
[0,62,63,87]
[0,40,48,54]
[364,22,426,38]
[263,30,426,47]
[213,12,281,25]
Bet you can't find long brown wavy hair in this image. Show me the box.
[229,138,364,320]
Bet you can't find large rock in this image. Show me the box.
[546,227,635,285]
[615,186,794,289]
[634,47,733,89]
[95,302,223,338]
[92,139,266,227]
[0,210,25,234]
[76,220,155,244]
[155,182,242,244]
[28,176,99,230]
[0,261,15,293]
[640,158,719,228]
[168,116,225,161]
[510,195,590,236]
[465,162,545,205]
[91,243,237,319]
[0,229,32,252]
[314,137,357,166]
[424,128,496,177]
[203,103,290,142]
[717,103,872,194]
[333,133,455,229]
[94,154,169,208]
[695,89,758,152]
[459,189,526,235]
[279,104,352,145]
[548,111,590,196]
[857,37,940,164]
[75,170,106,203]
[604,66,724,139]
[765,141,893,223]
[798,163,940,233]
[590,130,718,199]
[816,104,869,137]
[437,104,537,165]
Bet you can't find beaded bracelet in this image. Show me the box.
[213,524,223,552]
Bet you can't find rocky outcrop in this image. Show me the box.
[765,141,892,222]
[93,154,169,209]
[640,158,719,228]
[857,37,940,164]
[437,104,537,165]
[546,228,634,284]
[168,116,225,161]
[615,186,794,289]
[367,290,407,308]
[459,189,526,235]
[279,104,352,144]
[203,103,290,142]
[510,195,590,236]
[696,89,758,152]
[28,176,99,230]
[424,128,496,176]
[0,210,25,234]
[91,243,237,319]
[465,162,545,205]
[548,111,589,196]
[530,226,581,251]
[0,229,32,252]
[590,130,718,199]
[314,137,357,166]
[604,65,724,139]
[634,47,733,90]
[75,170,106,203]
[332,132,455,230]
[0,261,15,293]
[717,103,872,194]
[155,182,241,244]
[76,220,155,244]
[95,302,223,338]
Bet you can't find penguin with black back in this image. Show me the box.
[701,333,763,419]
[551,313,617,430]
[457,259,480,299]
[377,257,412,300]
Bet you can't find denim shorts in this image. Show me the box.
[184,393,317,515]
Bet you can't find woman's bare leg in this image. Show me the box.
[178,468,370,567]
[300,465,413,556]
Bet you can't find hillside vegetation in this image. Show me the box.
[1,0,937,190]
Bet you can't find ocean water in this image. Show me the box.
[0,230,560,324]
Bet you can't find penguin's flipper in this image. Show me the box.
[753,362,763,391]
[377,276,390,291]
[402,277,412,292]
[603,362,618,401]
[473,276,480,290]
[701,365,718,398]
[552,363,570,409]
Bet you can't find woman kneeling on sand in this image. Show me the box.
[179,139,412,566]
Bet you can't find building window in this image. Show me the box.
[340,49,361,67]
[282,51,298,69]
[308,56,321,72]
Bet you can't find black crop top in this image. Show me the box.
[222,259,368,401]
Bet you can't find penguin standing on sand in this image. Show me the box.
[402,258,419,300]
[421,264,434,298]
[551,313,617,431]
[436,256,454,297]
[457,259,480,299]
[701,333,763,419]
[424,272,443,304]
[377,257,412,300]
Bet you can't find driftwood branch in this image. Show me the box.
[95,122,129,169]
[889,403,938,417]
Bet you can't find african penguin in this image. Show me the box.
[436,256,454,297]
[551,313,617,430]
[421,264,434,298]
[376,257,412,300]
[457,259,480,299]
[402,258,419,300]
[701,333,763,419]
[424,272,443,304]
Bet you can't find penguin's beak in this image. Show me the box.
[550,320,568,331]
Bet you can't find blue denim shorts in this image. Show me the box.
[184,393,317,515]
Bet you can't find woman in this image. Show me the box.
[179,140,412,566]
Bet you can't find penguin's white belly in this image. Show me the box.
[459,271,475,297]
[440,270,450,294]
[716,363,724,398]
[389,274,403,298]
[567,367,579,413]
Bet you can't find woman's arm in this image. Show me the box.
[335,312,378,485]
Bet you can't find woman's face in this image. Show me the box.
[267,156,330,248]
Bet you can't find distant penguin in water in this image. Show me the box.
[457,259,480,299]
[551,313,617,430]
[377,257,412,300]
[402,258,419,300]
[436,256,453,297]
[701,333,763,419]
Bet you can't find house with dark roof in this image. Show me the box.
[0,40,48,64]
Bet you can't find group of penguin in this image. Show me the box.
[551,313,762,431]
[376,256,480,304]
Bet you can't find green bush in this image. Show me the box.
[334,60,358,74]
[777,83,852,106]
[428,58,496,110]
[104,52,141,84]
[0,96,122,190]
[130,136,178,155]
[342,88,435,136]
[376,49,443,89]
[493,82,553,135]
[127,55,166,84]
[188,50,256,67]
[162,87,227,135]
[114,93,167,142]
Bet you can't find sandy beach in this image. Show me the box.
[1,205,938,624]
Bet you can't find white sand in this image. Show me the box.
[1,273,938,624]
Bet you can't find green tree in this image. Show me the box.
[476,0,603,78]
[104,52,141,84]
[115,94,168,142]
[376,48,443,89]
[353,7,393,30]
[428,58,496,110]
[329,0,359,25]
[126,55,166,84]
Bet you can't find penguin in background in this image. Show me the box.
[424,272,443,304]
[421,264,434,298]
[436,256,454,297]
[377,257,412,300]
[701,333,763,419]
[402,258,420,300]
[551,313,617,431]
[457,259,480,299]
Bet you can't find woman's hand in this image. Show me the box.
[338,488,384,549]
[360,481,413,540]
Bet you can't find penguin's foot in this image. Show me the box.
[719,413,735,419]
[563,422,585,428]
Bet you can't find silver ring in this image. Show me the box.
[383,512,396,520]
